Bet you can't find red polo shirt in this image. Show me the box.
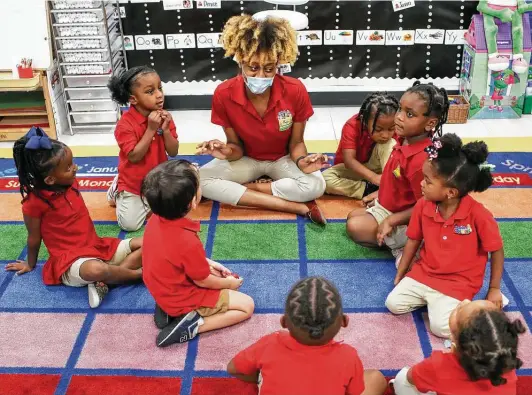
[211,75,314,161]
[412,351,517,395]
[407,195,503,301]
[142,214,220,317]
[115,106,178,196]
[22,181,120,285]
[378,137,431,213]
[334,114,376,165]
[233,331,365,395]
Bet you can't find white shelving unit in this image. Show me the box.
[49,0,127,135]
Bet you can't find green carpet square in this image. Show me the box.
[126,224,209,246]
[0,225,28,260]
[499,221,532,258]
[306,223,390,260]
[212,223,298,260]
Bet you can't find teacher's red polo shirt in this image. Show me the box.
[211,75,314,161]
[407,195,503,301]
[378,137,431,213]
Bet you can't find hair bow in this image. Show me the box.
[24,126,52,150]
[478,162,495,171]
[424,140,442,160]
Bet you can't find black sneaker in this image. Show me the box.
[156,311,202,348]
[362,181,379,198]
[154,304,174,329]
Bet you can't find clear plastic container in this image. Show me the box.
[55,25,106,37]
[69,99,116,112]
[54,10,105,24]
[60,50,110,63]
[52,0,102,10]
[63,63,111,75]
[65,87,112,100]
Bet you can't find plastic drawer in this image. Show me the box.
[69,99,116,112]
[56,37,109,50]
[55,24,107,37]
[65,87,111,100]
[63,63,112,75]
[63,74,112,87]
[54,10,106,24]
[52,0,103,10]
[71,110,117,124]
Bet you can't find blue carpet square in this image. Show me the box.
[223,262,300,309]
[473,263,515,307]
[100,283,155,310]
[307,261,396,309]
[0,266,88,309]
[504,261,532,306]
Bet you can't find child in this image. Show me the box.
[392,299,525,395]
[386,134,504,338]
[227,276,388,395]
[323,92,398,199]
[107,65,179,232]
[141,159,254,347]
[346,82,449,262]
[6,127,143,308]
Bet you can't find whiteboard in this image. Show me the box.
[0,0,52,70]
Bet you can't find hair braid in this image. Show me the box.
[358,92,399,135]
[407,81,449,138]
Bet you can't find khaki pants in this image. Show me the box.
[323,139,395,199]
[393,368,436,395]
[386,277,461,338]
[116,191,150,232]
[199,155,326,205]
[367,199,408,251]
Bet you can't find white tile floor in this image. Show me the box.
[2,106,532,150]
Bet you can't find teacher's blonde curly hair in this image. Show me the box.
[221,14,298,65]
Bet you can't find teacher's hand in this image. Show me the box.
[196,139,233,160]
[297,153,331,174]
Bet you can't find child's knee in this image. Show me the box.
[117,213,144,232]
[429,318,450,338]
[363,369,387,390]
[242,294,255,316]
[80,260,110,282]
[385,293,402,315]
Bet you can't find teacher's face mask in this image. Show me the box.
[244,74,274,95]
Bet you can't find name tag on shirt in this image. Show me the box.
[454,224,472,235]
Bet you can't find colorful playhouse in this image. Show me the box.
[461,14,531,119]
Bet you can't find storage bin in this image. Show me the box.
[65,87,111,100]
[52,0,102,10]
[60,50,110,63]
[71,110,117,124]
[63,63,111,75]
[64,74,114,87]
[447,95,470,124]
[69,99,116,112]
[55,24,106,37]
[54,10,105,24]
[56,37,107,50]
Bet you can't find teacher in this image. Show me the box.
[198,15,328,225]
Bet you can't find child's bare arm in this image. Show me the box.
[343,149,380,185]
[194,274,242,290]
[376,206,414,246]
[161,111,179,157]
[127,111,160,163]
[486,248,505,308]
[5,215,41,275]
[227,360,259,383]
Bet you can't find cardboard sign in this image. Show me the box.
[196,33,223,48]
[324,30,354,45]
[297,30,322,46]
[134,35,165,50]
[356,30,386,45]
[166,34,196,49]
[385,30,415,45]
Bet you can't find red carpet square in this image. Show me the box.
[191,377,258,395]
[0,374,60,395]
[66,375,182,395]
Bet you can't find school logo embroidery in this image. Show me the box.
[392,165,401,178]
[454,224,472,235]
[277,110,293,132]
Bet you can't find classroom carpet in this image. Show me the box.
[0,154,531,395]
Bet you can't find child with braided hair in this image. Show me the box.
[386,133,506,339]
[6,127,143,308]
[393,299,525,395]
[323,92,399,199]
[346,82,449,262]
[228,277,388,395]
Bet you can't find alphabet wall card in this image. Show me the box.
[196,32,223,48]
[134,35,165,50]
[356,30,386,45]
[166,34,196,49]
[385,30,415,45]
[324,30,354,45]
[163,0,193,10]
[415,29,445,44]
[297,30,322,46]
[392,0,415,12]
[445,30,466,45]
[196,0,221,9]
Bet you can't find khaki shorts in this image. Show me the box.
[366,199,408,250]
[61,239,132,287]
[196,289,230,317]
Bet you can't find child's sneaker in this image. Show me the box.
[156,311,203,347]
[88,281,108,308]
[154,304,173,329]
[107,175,118,207]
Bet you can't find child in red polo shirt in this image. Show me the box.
[392,299,525,395]
[227,277,388,395]
[323,92,398,199]
[6,128,143,308]
[141,159,254,347]
[107,66,179,232]
[346,82,449,262]
[387,134,505,338]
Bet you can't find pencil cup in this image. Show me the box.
[17,66,34,79]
